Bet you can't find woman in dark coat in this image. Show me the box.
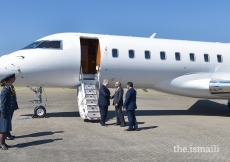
[0,77,13,150]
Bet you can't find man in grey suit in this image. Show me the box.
[111,81,126,127]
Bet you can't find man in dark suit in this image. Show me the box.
[5,73,18,140]
[111,81,125,126]
[98,79,110,126]
[123,82,138,131]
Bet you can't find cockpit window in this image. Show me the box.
[22,41,43,49]
[36,41,61,49]
[22,41,62,50]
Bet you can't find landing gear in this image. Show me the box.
[28,86,48,118]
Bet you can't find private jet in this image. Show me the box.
[0,32,230,119]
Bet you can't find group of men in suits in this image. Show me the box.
[98,80,138,131]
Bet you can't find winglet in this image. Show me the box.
[150,33,156,38]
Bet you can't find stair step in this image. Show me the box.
[86,100,97,105]
[85,90,97,95]
[82,80,96,84]
[84,85,96,89]
[85,94,97,98]
[85,97,97,100]
[86,105,99,112]
[87,112,100,118]
[83,109,100,113]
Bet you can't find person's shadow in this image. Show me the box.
[139,126,158,131]
[15,131,64,139]
[14,138,63,148]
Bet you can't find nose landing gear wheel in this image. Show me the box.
[33,106,47,118]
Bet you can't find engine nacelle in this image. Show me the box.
[209,79,230,98]
[153,73,230,99]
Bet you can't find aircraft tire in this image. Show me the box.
[34,106,46,118]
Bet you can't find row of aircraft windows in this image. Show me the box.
[112,49,223,63]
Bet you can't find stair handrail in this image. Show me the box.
[80,83,86,105]
[96,66,101,89]
[79,67,83,81]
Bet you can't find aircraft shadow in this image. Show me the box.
[135,100,230,117]
[13,138,63,148]
[21,111,80,118]
[47,112,80,117]
[15,131,64,139]
[20,100,229,119]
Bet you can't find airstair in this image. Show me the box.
[78,73,101,120]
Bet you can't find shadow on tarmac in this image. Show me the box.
[21,111,80,118]
[14,138,63,148]
[139,126,158,131]
[15,131,64,139]
[135,100,230,117]
[21,100,230,119]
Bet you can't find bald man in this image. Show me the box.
[111,81,126,127]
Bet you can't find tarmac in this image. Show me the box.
[0,87,230,162]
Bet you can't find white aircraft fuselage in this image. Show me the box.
[1,33,230,99]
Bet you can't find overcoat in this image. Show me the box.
[0,87,13,132]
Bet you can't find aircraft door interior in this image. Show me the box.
[80,38,101,75]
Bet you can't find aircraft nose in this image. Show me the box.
[0,55,14,80]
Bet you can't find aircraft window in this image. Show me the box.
[204,54,210,62]
[217,54,223,63]
[160,51,166,60]
[190,53,195,62]
[36,41,61,49]
[22,41,61,50]
[175,52,181,61]
[112,49,118,58]
[145,51,151,59]
[22,41,42,49]
[129,50,135,58]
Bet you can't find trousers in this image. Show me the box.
[99,106,108,125]
[115,105,125,125]
[126,110,138,130]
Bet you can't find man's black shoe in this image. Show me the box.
[134,128,139,131]
[6,136,14,140]
[124,129,133,131]
[101,124,108,126]
[0,145,8,150]
[5,144,12,148]
[113,123,121,126]
[120,124,126,127]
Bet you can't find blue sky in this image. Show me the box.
[0,0,230,56]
